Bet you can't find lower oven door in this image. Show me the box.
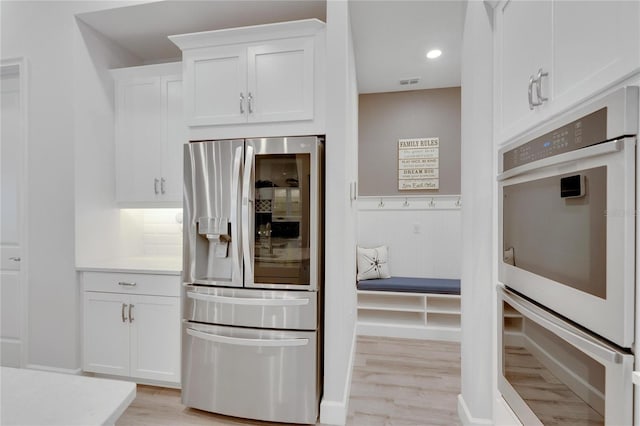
[498,287,633,425]
[182,322,319,424]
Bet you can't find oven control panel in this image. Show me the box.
[503,108,607,171]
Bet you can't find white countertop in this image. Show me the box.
[76,256,182,275]
[1,367,136,426]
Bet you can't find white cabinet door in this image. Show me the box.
[161,74,187,202]
[129,294,180,383]
[83,292,130,376]
[247,37,314,123]
[185,46,247,126]
[115,77,162,203]
[552,1,640,106]
[496,0,552,141]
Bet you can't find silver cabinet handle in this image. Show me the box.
[154,178,160,195]
[528,75,543,109]
[121,303,128,323]
[239,93,245,114]
[247,92,253,113]
[535,68,549,104]
[161,177,166,194]
[129,304,134,323]
[528,75,535,110]
[8,256,21,262]
[118,281,137,287]
[186,328,309,347]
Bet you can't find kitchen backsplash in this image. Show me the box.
[142,209,183,257]
[120,208,183,258]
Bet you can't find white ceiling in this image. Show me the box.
[77,0,464,94]
[349,0,465,94]
[77,0,327,62]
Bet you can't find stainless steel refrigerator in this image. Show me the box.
[181,136,323,424]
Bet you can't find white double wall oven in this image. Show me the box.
[497,87,638,425]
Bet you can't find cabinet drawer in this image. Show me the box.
[83,272,179,297]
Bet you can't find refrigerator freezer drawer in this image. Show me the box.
[184,285,317,330]
[182,323,319,424]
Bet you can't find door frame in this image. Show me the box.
[1,57,29,367]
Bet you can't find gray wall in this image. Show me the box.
[358,87,461,195]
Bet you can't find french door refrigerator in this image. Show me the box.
[182,136,323,424]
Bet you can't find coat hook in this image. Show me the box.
[403,198,410,207]
[429,198,435,208]
[455,197,462,207]
[378,198,385,208]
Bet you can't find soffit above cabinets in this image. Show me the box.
[349,0,464,94]
[76,0,326,63]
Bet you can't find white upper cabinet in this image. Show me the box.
[187,45,247,126]
[170,19,325,140]
[112,62,186,206]
[494,0,640,145]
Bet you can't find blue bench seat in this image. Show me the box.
[357,277,461,295]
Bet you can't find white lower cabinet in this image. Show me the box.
[82,272,180,385]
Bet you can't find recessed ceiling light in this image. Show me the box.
[426,49,442,59]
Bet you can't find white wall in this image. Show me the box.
[357,197,461,279]
[321,1,359,424]
[458,1,495,424]
[0,0,144,371]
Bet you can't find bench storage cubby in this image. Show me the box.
[356,277,461,341]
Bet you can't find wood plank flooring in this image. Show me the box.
[116,337,461,426]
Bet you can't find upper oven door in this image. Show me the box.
[498,137,636,348]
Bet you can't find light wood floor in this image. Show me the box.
[117,336,461,426]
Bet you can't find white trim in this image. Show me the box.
[319,327,357,425]
[1,57,29,369]
[26,364,83,376]
[458,394,494,426]
[494,396,522,425]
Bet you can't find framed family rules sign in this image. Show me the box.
[398,137,439,190]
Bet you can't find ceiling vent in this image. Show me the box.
[399,77,420,86]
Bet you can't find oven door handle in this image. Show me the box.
[498,139,624,181]
[186,327,309,347]
[186,291,309,306]
[501,288,629,365]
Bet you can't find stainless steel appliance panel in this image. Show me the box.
[498,287,633,426]
[183,140,244,286]
[182,322,318,424]
[183,285,317,330]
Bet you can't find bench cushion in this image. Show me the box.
[357,277,461,295]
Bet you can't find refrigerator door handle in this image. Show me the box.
[186,291,309,306]
[187,328,309,347]
[186,327,309,347]
[242,145,254,284]
[231,146,243,284]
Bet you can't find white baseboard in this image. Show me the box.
[457,394,493,426]
[357,323,461,342]
[1,339,22,368]
[320,327,357,425]
[494,396,521,426]
[26,364,83,375]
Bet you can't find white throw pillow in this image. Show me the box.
[357,246,391,281]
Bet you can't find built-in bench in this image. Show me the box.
[356,277,461,341]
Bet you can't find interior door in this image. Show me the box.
[1,65,23,367]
